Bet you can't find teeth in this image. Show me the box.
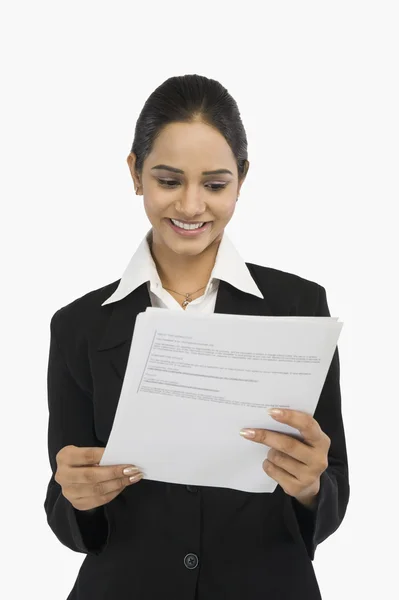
[171,219,205,230]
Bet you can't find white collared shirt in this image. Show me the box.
[101,228,264,312]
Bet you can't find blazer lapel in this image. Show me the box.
[214,274,274,318]
[97,282,152,380]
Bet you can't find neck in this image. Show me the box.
[149,229,222,292]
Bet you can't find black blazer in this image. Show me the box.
[44,262,350,600]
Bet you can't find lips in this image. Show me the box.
[167,218,211,236]
[169,218,207,225]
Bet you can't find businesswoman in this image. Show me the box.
[44,74,350,600]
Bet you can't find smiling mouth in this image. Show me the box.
[167,218,212,233]
[169,218,209,224]
[169,218,209,227]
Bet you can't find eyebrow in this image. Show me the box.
[151,164,233,176]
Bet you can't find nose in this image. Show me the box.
[174,184,207,220]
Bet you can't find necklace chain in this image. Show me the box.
[162,284,207,308]
[150,232,209,307]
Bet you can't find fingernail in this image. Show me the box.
[240,429,256,438]
[123,467,140,475]
[268,408,284,417]
[129,473,143,482]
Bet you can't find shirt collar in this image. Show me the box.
[101,228,264,306]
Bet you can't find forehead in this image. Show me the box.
[148,121,236,170]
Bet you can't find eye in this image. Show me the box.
[157,179,179,188]
[156,178,227,192]
[207,183,227,192]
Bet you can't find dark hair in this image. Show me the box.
[131,74,249,181]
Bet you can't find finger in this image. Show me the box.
[263,459,302,492]
[72,488,121,511]
[65,471,144,500]
[75,481,146,511]
[59,446,105,467]
[266,450,310,479]
[267,409,326,446]
[258,430,313,464]
[65,463,142,485]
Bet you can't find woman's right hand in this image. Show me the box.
[55,445,144,511]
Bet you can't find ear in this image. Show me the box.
[127,153,141,192]
[237,160,250,196]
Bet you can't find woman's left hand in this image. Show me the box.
[240,409,331,507]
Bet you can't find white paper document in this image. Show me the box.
[100,308,343,493]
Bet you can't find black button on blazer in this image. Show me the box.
[44,263,350,600]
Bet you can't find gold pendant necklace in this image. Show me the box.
[162,285,207,307]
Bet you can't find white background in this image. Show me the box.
[1,1,398,598]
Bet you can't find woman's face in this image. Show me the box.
[127,120,248,257]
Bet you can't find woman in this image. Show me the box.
[44,74,350,600]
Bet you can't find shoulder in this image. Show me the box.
[246,262,325,314]
[246,262,322,291]
[49,279,120,336]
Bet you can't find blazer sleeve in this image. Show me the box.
[44,310,111,555]
[289,284,350,560]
